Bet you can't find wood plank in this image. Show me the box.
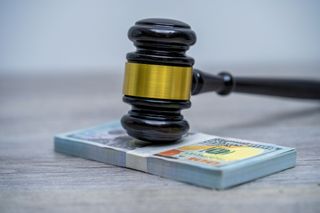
[1,65,320,212]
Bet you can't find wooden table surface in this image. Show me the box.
[1,64,320,213]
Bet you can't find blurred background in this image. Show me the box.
[1,0,320,74]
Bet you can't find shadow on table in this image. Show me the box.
[215,105,320,131]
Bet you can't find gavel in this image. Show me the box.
[120,18,320,143]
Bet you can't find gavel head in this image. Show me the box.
[121,18,197,143]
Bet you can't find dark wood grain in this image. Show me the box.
[1,65,320,213]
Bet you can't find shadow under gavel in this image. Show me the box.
[120,18,320,143]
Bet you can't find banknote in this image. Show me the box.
[155,137,279,167]
[55,121,296,189]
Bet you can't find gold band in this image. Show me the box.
[123,62,192,100]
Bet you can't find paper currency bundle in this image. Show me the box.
[54,121,296,189]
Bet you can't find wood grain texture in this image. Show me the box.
[1,65,320,213]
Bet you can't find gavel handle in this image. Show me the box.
[192,69,320,100]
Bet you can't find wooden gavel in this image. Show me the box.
[121,18,320,143]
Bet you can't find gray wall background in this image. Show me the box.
[1,0,320,73]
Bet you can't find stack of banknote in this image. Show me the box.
[54,121,296,189]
